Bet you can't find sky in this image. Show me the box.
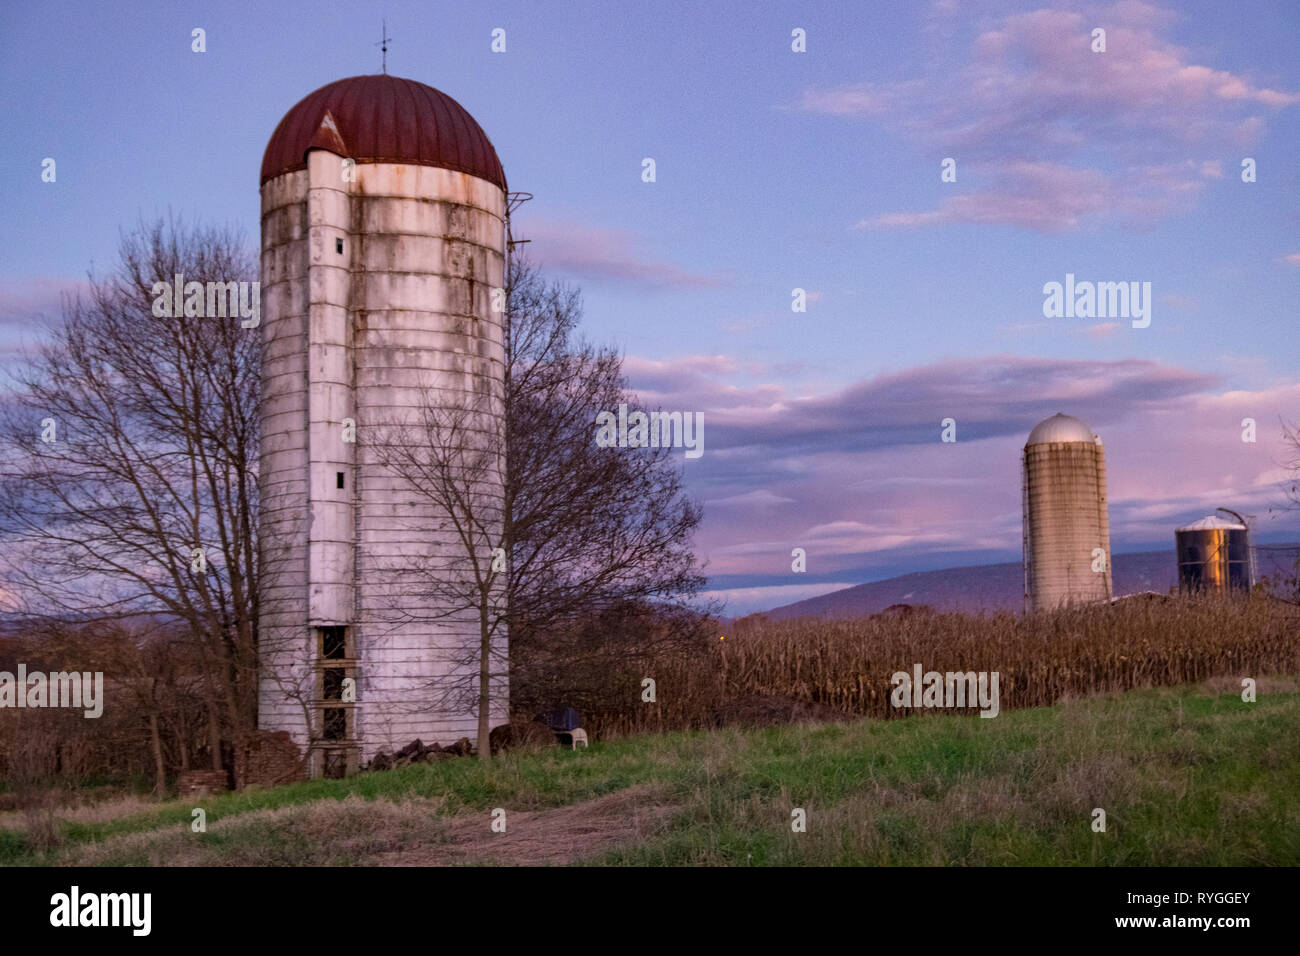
[2,0,1298,616]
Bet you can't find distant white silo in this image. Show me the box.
[1022,413,1113,613]
[257,75,508,777]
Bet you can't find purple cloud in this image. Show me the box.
[522,219,728,289]
[626,354,1220,457]
[620,352,1298,607]
[801,1,1299,232]
[0,277,84,328]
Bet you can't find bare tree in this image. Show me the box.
[1283,418,1300,509]
[373,253,710,757]
[503,255,709,661]
[1269,417,1300,603]
[0,216,263,783]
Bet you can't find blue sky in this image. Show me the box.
[3,0,1299,615]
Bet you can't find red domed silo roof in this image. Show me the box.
[261,74,506,190]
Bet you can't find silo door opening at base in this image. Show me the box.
[315,626,357,777]
[322,750,347,780]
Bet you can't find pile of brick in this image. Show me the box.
[176,769,230,797]
[238,730,307,787]
[365,736,474,772]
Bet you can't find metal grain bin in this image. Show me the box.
[1176,516,1252,594]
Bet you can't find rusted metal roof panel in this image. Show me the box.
[261,74,506,191]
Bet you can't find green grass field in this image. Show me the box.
[3,681,1297,866]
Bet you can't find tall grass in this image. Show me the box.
[20,688,1300,866]
[590,595,1300,735]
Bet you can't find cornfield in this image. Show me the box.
[588,595,1300,736]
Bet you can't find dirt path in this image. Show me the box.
[372,784,676,866]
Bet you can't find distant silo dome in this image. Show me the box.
[257,74,508,777]
[1027,413,1096,446]
[1175,515,1253,594]
[1022,413,1113,613]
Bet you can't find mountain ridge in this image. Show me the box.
[756,546,1300,620]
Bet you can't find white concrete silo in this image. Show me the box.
[257,75,509,776]
[1022,413,1113,613]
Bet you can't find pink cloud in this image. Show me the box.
[0,277,86,327]
[955,5,1298,148]
[622,351,1300,595]
[796,86,891,116]
[521,219,727,289]
[857,162,1119,232]
[801,2,1299,232]
[1159,292,1198,310]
